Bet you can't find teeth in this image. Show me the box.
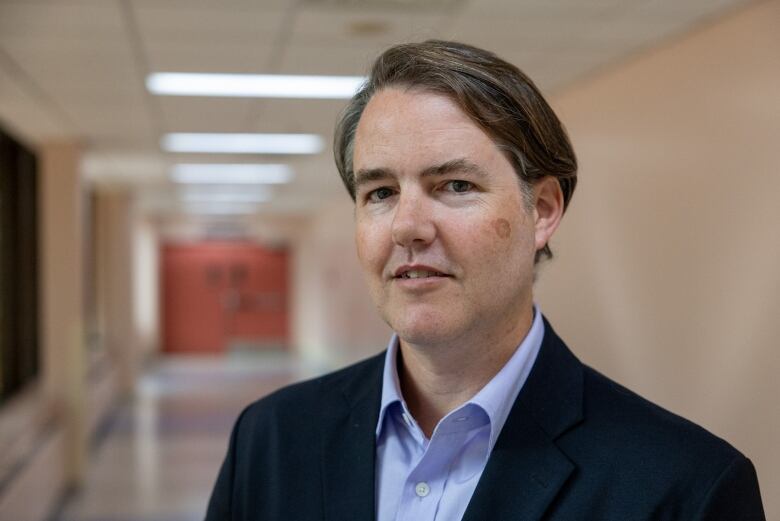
[402,270,441,279]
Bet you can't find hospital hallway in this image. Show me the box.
[1,1,778,519]
[52,353,299,521]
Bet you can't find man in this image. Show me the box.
[206,41,764,520]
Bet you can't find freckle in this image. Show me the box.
[493,218,511,239]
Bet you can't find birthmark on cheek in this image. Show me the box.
[492,218,511,239]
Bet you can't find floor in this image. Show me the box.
[54,352,303,521]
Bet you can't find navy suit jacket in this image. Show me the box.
[205,319,765,520]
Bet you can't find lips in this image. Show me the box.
[393,265,452,279]
[398,269,446,279]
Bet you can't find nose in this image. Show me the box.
[391,190,436,248]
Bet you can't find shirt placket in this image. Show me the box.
[395,415,471,521]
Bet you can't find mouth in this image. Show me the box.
[393,267,452,280]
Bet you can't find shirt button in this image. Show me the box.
[415,482,430,497]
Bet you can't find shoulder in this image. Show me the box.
[233,352,385,439]
[581,365,743,464]
[552,364,765,517]
[537,320,746,471]
[532,321,764,516]
[564,364,757,504]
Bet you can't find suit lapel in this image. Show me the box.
[320,354,385,521]
[463,318,585,521]
[461,416,575,521]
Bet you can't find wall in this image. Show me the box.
[96,191,139,394]
[0,142,86,520]
[538,0,779,513]
[0,146,153,521]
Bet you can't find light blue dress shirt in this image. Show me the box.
[375,307,545,521]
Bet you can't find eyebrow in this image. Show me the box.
[420,158,488,179]
[354,158,488,190]
[354,167,393,190]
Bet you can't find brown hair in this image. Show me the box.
[334,40,577,262]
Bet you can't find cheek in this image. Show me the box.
[355,222,386,272]
[449,221,510,274]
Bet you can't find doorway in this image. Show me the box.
[161,241,289,354]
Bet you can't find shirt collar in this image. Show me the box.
[376,334,405,437]
[375,306,545,453]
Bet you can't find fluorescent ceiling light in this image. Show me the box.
[180,191,271,204]
[162,133,323,155]
[183,202,259,215]
[171,163,294,184]
[147,73,366,99]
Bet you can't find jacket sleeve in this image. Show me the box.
[204,409,246,521]
[695,456,766,520]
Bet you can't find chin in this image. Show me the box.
[387,309,459,347]
[396,329,441,347]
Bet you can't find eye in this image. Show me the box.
[444,180,474,193]
[367,186,395,202]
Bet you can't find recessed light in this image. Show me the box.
[182,202,259,216]
[171,164,294,184]
[180,191,271,204]
[147,73,366,99]
[162,133,323,155]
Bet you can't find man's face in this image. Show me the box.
[353,87,540,348]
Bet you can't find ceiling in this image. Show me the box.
[0,0,754,218]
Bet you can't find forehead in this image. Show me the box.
[352,88,498,171]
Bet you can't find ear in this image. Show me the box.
[533,176,565,252]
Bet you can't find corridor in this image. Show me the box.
[0,0,778,518]
[54,353,300,521]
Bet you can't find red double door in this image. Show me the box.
[161,241,289,354]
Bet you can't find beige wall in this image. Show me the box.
[97,191,141,394]
[538,0,779,513]
[39,142,87,484]
[296,0,779,513]
[0,142,88,521]
[1,151,161,520]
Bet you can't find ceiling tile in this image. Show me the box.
[289,5,447,47]
[276,43,379,75]
[132,5,288,47]
[0,2,124,41]
[455,0,635,19]
[0,72,71,143]
[144,41,276,73]
[0,0,758,216]
[629,0,749,19]
[445,14,598,53]
[525,49,623,93]
[2,39,139,94]
[130,0,292,9]
[65,100,155,138]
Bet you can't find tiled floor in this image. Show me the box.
[54,353,303,521]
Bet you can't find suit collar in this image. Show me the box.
[319,353,385,521]
[462,317,584,521]
[318,317,585,521]
[516,316,584,439]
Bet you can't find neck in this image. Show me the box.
[397,305,534,437]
